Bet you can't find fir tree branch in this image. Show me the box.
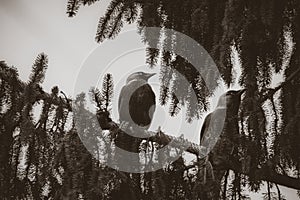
[95,109,300,190]
[66,0,81,17]
[227,162,300,190]
[96,111,206,158]
[95,0,124,43]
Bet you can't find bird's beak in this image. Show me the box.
[146,73,156,79]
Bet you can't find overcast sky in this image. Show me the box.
[0,1,298,199]
[0,0,111,94]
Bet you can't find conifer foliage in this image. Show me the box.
[65,0,300,199]
[0,54,197,199]
[1,0,300,199]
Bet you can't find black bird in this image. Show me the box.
[118,72,156,129]
[200,89,246,146]
[196,89,245,199]
[114,72,156,195]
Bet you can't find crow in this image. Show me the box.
[118,72,156,129]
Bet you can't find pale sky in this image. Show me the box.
[0,1,298,199]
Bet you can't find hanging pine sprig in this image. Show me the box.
[66,0,81,17]
[169,92,180,117]
[95,0,125,43]
[81,0,100,6]
[123,1,139,24]
[28,53,48,85]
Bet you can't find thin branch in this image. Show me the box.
[60,91,72,110]
[98,115,207,158]
[96,110,300,190]
[275,184,282,200]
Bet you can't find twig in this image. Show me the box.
[60,91,72,110]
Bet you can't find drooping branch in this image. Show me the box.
[227,162,300,190]
[0,64,72,111]
[95,110,300,190]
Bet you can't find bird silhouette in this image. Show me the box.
[115,72,156,198]
[118,72,156,130]
[196,89,245,199]
[200,89,246,147]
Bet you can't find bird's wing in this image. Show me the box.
[200,113,212,145]
[119,80,143,111]
[144,84,156,120]
[118,84,133,123]
[118,87,125,113]
[200,108,226,151]
[129,84,156,127]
